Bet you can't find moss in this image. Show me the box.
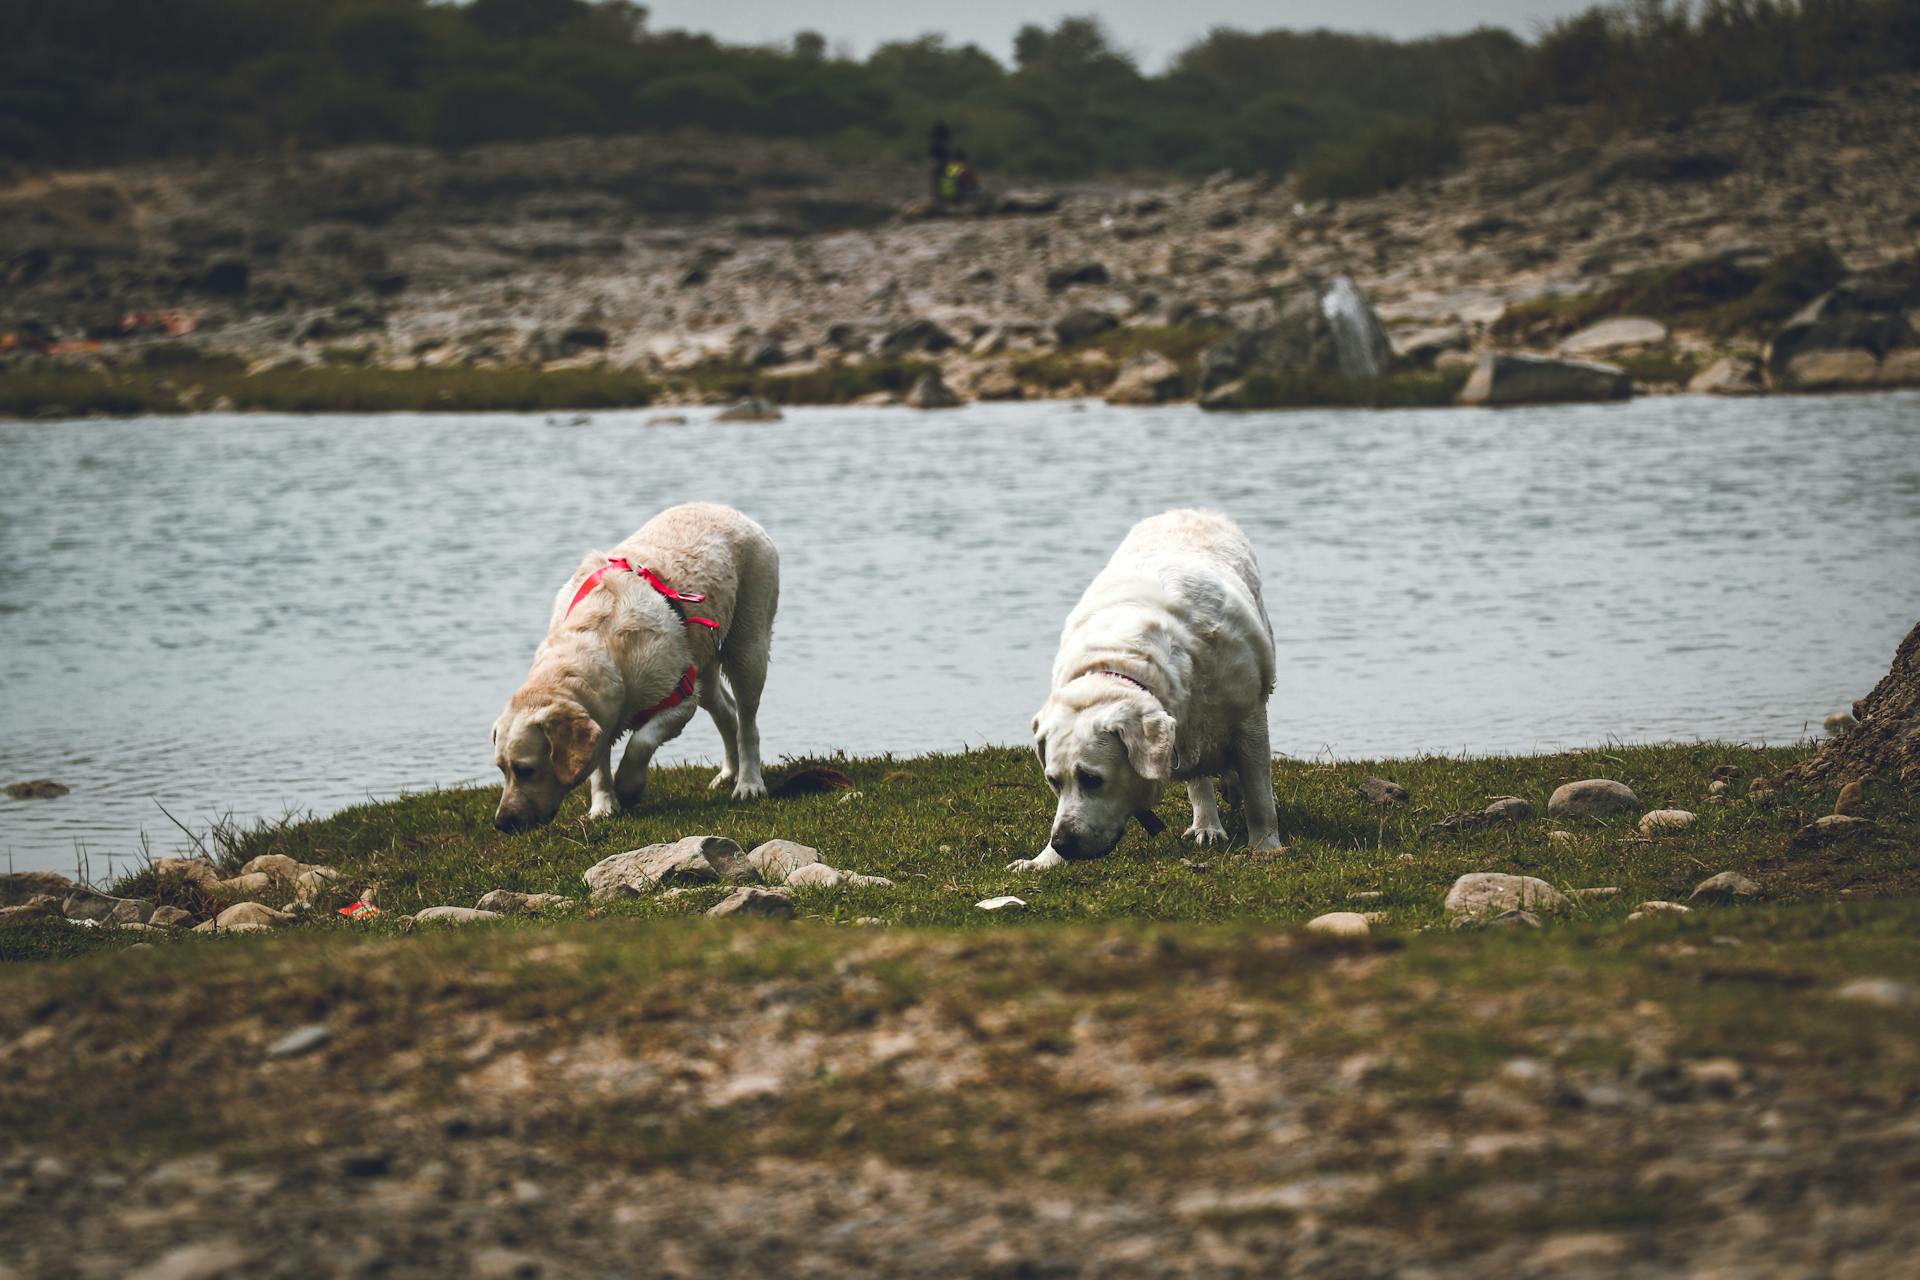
[681,358,933,405]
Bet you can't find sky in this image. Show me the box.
[634,1,1606,68]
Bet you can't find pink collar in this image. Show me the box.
[563,558,719,730]
[1096,669,1148,692]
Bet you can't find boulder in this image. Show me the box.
[1104,350,1185,405]
[877,319,957,358]
[0,870,78,907]
[1784,349,1880,390]
[1306,911,1371,938]
[214,901,295,929]
[414,906,503,926]
[63,888,153,924]
[239,854,304,881]
[474,890,572,914]
[1558,316,1668,356]
[1458,353,1632,406]
[1767,269,1918,387]
[746,840,822,883]
[713,398,782,423]
[904,369,962,409]
[1638,809,1697,834]
[1482,796,1534,823]
[1547,779,1642,820]
[1046,261,1110,291]
[1054,306,1120,348]
[1688,355,1767,396]
[1444,873,1570,919]
[583,836,754,898]
[706,887,796,919]
[1198,276,1392,399]
[1389,324,1469,367]
[1690,871,1760,903]
[149,905,194,928]
[150,857,221,890]
[783,863,846,889]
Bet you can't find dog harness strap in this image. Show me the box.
[1134,808,1167,837]
[564,558,720,628]
[630,663,700,730]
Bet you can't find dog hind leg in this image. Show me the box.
[1232,713,1283,851]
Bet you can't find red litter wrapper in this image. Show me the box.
[338,902,380,920]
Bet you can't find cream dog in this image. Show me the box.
[1011,509,1281,871]
[492,502,778,832]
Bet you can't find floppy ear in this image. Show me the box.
[1116,708,1175,782]
[544,706,602,786]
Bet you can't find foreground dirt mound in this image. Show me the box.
[1769,619,1920,792]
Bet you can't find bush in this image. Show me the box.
[1293,116,1463,201]
[427,74,592,148]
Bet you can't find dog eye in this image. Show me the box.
[1046,775,1063,792]
[1077,770,1103,791]
[512,764,534,781]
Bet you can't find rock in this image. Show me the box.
[904,369,962,409]
[1834,780,1865,815]
[877,318,957,357]
[1389,324,1469,366]
[214,872,273,896]
[215,901,294,929]
[746,839,822,883]
[1198,276,1392,398]
[239,854,303,880]
[0,870,78,906]
[706,887,795,919]
[150,857,220,889]
[1547,779,1641,820]
[1568,886,1620,899]
[1834,977,1918,1009]
[1482,796,1533,822]
[1054,306,1120,348]
[1688,355,1768,395]
[1103,349,1184,404]
[4,779,69,800]
[1784,348,1880,389]
[783,863,846,889]
[107,896,158,925]
[713,398,782,423]
[293,868,341,900]
[265,1024,331,1059]
[1485,908,1542,929]
[1767,272,1918,387]
[1444,873,1570,919]
[735,336,786,368]
[1638,809,1697,833]
[1633,900,1692,915]
[1790,813,1874,851]
[1558,316,1668,356]
[123,1239,251,1280]
[1690,871,1760,903]
[583,836,754,898]
[976,896,1027,911]
[1046,261,1109,291]
[475,890,572,914]
[646,413,688,426]
[1458,352,1632,406]
[1357,776,1409,807]
[844,873,894,888]
[0,901,61,927]
[149,905,194,928]
[1824,710,1857,735]
[414,906,503,925]
[996,189,1061,215]
[973,365,1025,400]
[63,888,153,924]
[1707,779,1729,796]
[1306,911,1371,938]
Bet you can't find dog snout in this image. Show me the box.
[494,809,532,834]
[1049,827,1096,860]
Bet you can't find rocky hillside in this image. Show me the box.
[3,74,1917,407]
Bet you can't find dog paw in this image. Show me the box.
[1184,822,1230,847]
[1249,833,1286,853]
[587,797,618,820]
[731,777,768,802]
[708,769,736,792]
[1006,850,1066,873]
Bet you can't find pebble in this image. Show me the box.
[854,917,885,927]
[1639,809,1697,834]
[784,863,846,889]
[1833,780,1865,816]
[414,906,503,925]
[976,896,1027,911]
[1707,780,1729,796]
[1546,778,1641,820]
[845,873,894,888]
[1481,795,1534,822]
[745,839,821,883]
[1834,977,1918,1009]
[265,1024,332,1059]
[706,887,795,919]
[1690,871,1760,903]
[1306,911,1371,938]
[1444,872,1569,918]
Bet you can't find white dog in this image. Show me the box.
[1011,509,1281,871]
[492,502,779,832]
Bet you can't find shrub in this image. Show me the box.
[1293,116,1463,201]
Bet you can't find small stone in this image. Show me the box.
[265,1024,331,1059]
[414,906,502,926]
[1707,780,1729,796]
[1824,710,1856,735]
[1547,779,1641,820]
[1306,911,1370,938]
[1558,315,1668,356]
[1481,796,1534,822]
[583,836,754,898]
[844,873,894,888]
[1638,809,1697,834]
[1689,871,1760,903]
[474,890,572,914]
[854,917,885,927]
[784,863,846,889]
[1833,780,1865,816]
[214,901,295,929]
[1834,977,1918,1009]
[1444,873,1569,919]
[238,854,303,880]
[1357,776,1409,806]
[976,896,1027,912]
[1790,813,1875,851]
[706,887,796,919]
[746,839,821,884]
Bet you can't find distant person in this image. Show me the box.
[951,149,981,203]
[929,120,952,202]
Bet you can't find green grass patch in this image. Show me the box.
[681,358,933,405]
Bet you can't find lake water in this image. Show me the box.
[3,395,1917,876]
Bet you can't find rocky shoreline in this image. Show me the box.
[4,74,1918,416]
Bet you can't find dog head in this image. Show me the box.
[491,691,600,833]
[1031,681,1175,859]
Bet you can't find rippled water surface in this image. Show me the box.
[3,395,1916,874]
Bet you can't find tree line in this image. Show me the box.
[2,0,1916,196]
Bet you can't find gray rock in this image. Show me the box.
[1054,306,1120,348]
[1558,316,1668,356]
[214,872,273,896]
[1834,977,1918,1009]
[1103,349,1184,404]
[1688,355,1767,395]
[265,1024,331,1059]
[1790,813,1875,851]
[0,870,78,907]
[1767,270,1918,386]
[1046,261,1110,291]
[475,890,572,914]
[746,839,822,884]
[239,854,304,880]
[713,398,782,423]
[904,369,962,409]
[877,318,957,357]
[783,863,846,889]
[1690,871,1760,903]
[63,888,153,924]
[1357,776,1409,807]
[1198,276,1392,399]
[1445,873,1570,919]
[1547,779,1642,820]
[107,896,158,925]
[706,887,796,919]
[583,836,753,898]
[1639,808,1697,834]
[150,857,221,889]
[1482,796,1534,822]
[414,906,503,925]
[1458,352,1632,406]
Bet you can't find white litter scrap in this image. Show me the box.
[976,896,1027,912]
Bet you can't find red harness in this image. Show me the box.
[565,558,720,730]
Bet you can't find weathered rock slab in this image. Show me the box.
[747,840,822,883]
[1445,873,1569,919]
[1547,779,1642,820]
[584,836,754,898]
[1458,352,1632,406]
[706,887,796,919]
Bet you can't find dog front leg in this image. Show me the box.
[1006,848,1066,873]
[616,701,700,811]
[1184,778,1229,846]
[586,741,619,821]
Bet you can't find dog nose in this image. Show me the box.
[494,812,523,834]
[1049,828,1081,857]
